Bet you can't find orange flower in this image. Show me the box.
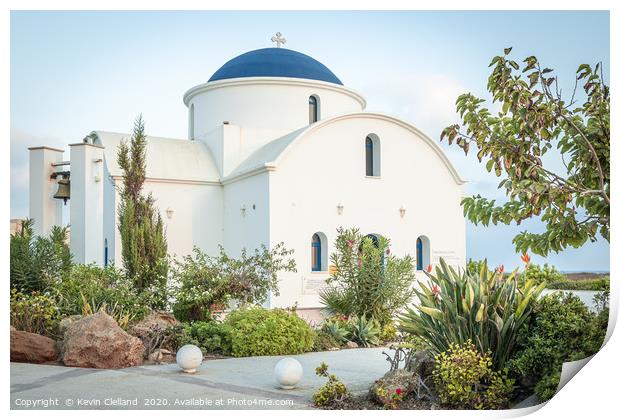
[426,264,433,273]
[520,253,531,265]
[496,264,505,275]
[432,284,440,296]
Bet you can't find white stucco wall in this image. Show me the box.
[268,114,466,309]
[108,179,223,266]
[186,77,365,141]
[222,172,270,256]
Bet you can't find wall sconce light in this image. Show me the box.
[337,203,344,215]
[241,205,247,217]
[166,207,174,219]
[399,206,406,218]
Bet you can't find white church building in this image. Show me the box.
[28,35,466,314]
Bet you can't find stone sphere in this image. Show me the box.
[176,344,203,373]
[274,357,303,389]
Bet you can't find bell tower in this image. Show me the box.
[28,146,64,236]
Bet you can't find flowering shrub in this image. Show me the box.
[432,340,514,409]
[10,289,61,338]
[400,258,545,370]
[171,244,296,322]
[319,227,415,326]
[374,386,403,409]
[312,362,349,407]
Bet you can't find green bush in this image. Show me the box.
[400,258,545,370]
[171,244,296,322]
[312,362,349,407]
[432,340,514,409]
[224,306,315,357]
[509,292,607,401]
[52,264,152,322]
[320,228,416,326]
[312,330,341,352]
[179,321,233,355]
[379,320,398,343]
[11,219,72,293]
[534,369,561,402]
[10,289,61,338]
[520,263,565,286]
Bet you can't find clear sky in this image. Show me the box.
[10,10,610,271]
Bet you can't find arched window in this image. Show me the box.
[311,233,326,271]
[104,238,109,267]
[365,134,381,176]
[189,103,195,140]
[309,95,319,124]
[416,236,430,270]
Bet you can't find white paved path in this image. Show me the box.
[11,347,391,410]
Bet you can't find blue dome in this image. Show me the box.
[208,48,343,85]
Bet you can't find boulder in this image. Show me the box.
[62,312,144,369]
[148,349,175,364]
[407,350,435,378]
[129,311,179,340]
[59,315,83,336]
[11,330,59,364]
[345,341,359,349]
[369,369,419,406]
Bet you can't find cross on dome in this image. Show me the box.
[271,32,286,48]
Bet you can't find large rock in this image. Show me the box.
[62,312,144,369]
[369,369,419,406]
[11,330,59,364]
[129,311,179,339]
[407,350,435,378]
[59,315,83,336]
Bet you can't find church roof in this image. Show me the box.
[223,113,466,185]
[208,48,343,85]
[92,131,220,183]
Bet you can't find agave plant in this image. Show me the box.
[349,315,381,347]
[399,258,546,370]
[322,319,350,344]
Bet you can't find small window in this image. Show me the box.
[309,95,319,124]
[311,232,328,271]
[311,233,322,271]
[416,236,430,270]
[104,238,109,267]
[365,134,381,176]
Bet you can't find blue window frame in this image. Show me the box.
[365,136,374,176]
[416,237,423,270]
[311,233,322,271]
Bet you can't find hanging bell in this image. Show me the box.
[53,175,70,205]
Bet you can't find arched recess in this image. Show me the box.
[311,232,328,271]
[365,133,381,176]
[309,95,320,124]
[416,235,430,271]
[189,103,195,140]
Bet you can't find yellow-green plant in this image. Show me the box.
[10,289,61,338]
[399,258,546,370]
[432,340,514,409]
[81,294,135,330]
[312,362,349,407]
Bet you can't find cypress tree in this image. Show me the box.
[117,115,168,305]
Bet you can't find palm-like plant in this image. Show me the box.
[399,258,546,370]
